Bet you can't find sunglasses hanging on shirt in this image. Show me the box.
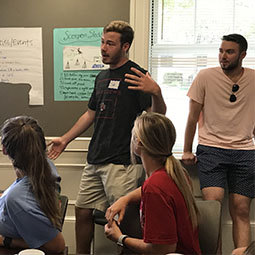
[229,84,239,102]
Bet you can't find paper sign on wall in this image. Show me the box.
[0,27,43,105]
[54,27,107,101]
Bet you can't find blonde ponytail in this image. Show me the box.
[165,156,198,229]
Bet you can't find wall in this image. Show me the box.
[0,0,130,136]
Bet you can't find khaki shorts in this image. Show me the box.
[75,163,145,212]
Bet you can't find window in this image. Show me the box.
[149,0,255,153]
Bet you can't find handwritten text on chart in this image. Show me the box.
[59,30,102,44]
[0,56,29,82]
[0,28,43,105]
[0,38,35,82]
[58,72,96,100]
[0,39,33,47]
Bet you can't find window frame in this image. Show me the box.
[129,0,255,154]
[129,0,150,69]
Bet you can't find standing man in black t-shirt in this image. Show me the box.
[48,20,166,254]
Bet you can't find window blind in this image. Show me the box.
[149,0,255,153]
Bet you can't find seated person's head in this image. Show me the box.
[131,112,176,163]
[1,116,46,171]
[1,116,61,229]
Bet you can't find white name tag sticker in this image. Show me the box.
[108,80,120,89]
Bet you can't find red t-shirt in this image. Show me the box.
[140,167,201,255]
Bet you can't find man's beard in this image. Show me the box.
[220,56,240,71]
[102,49,122,66]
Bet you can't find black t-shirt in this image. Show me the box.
[87,60,152,164]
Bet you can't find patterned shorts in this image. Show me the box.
[196,145,255,198]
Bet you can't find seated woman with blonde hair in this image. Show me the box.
[0,116,65,253]
[104,112,201,255]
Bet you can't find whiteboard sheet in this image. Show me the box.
[0,27,43,105]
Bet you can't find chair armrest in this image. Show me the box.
[92,209,107,226]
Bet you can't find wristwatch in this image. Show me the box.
[117,234,128,247]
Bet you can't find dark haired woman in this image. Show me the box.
[0,116,65,253]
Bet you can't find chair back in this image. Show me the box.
[60,195,68,228]
[196,200,222,255]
